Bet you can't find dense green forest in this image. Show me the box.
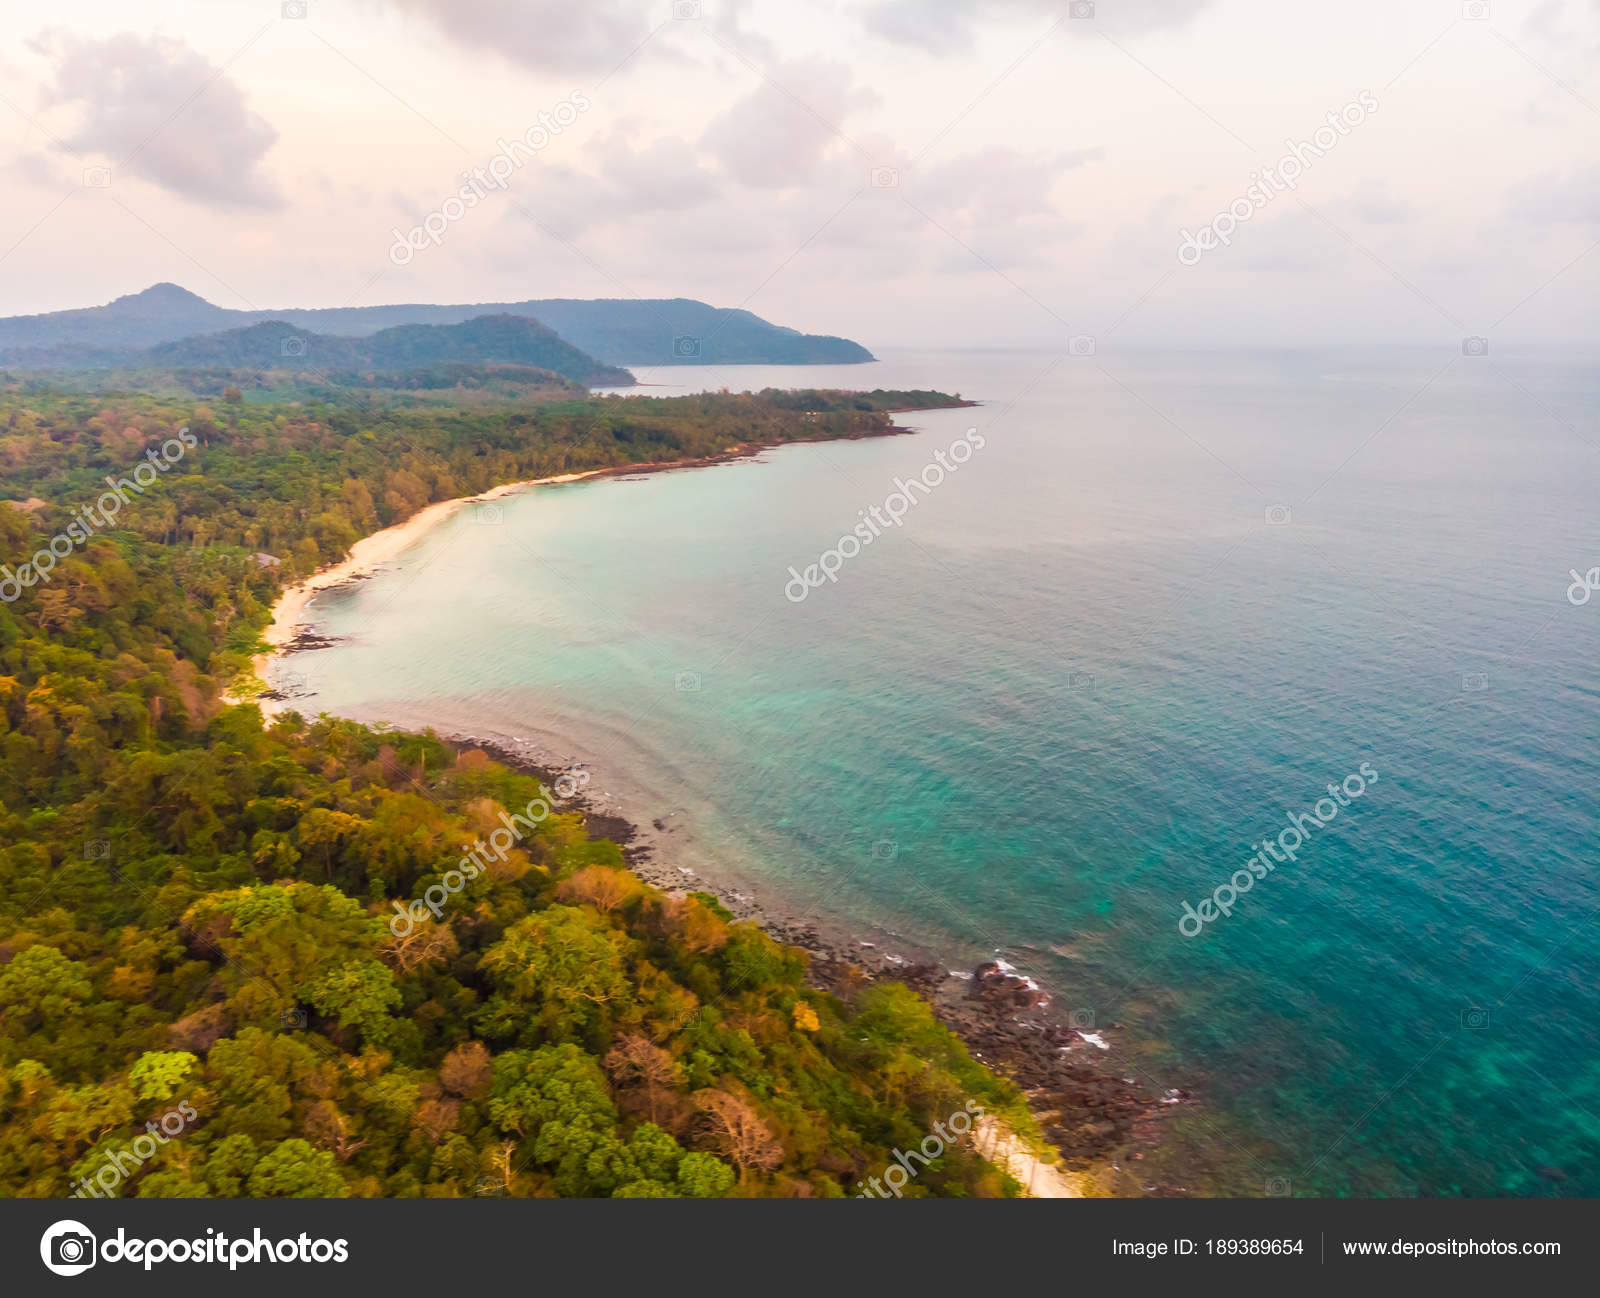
[0,382,1034,1199]
[2,360,596,406]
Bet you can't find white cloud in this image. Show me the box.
[500,131,721,240]
[1348,179,1414,225]
[381,0,658,74]
[699,58,878,188]
[857,0,1216,51]
[1509,164,1600,225]
[911,146,1101,227]
[32,30,282,210]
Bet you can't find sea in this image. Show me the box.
[269,345,1600,1196]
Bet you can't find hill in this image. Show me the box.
[142,315,633,386]
[0,284,876,367]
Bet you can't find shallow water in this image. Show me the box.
[282,345,1600,1195]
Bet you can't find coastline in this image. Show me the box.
[237,407,968,713]
[239,470,606,712]
[234,412,1178,1193]
[430,732,1172,1194]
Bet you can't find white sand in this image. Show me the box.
[232,470,604,714]
[976,1117,1084,1198]
[231,463,1089,1199]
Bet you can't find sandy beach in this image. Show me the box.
[238,415,956,714]
[977,1118,1084,1198]
[231,438,1152,1195]
[238,470,605,714]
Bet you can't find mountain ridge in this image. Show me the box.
[0,284,876,368]
[145,314,633,386]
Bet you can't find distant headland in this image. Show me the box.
[0,283,876,370]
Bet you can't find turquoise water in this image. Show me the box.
[285,347,1600,1196]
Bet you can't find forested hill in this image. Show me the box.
[5,315,634,389]
[0,285,876,368]
[0,385,1036,1199]
[143,315,634,387]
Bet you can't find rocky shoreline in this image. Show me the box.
[442,733,1192,1192]
[245,395,1191,1193]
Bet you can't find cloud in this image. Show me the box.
[3,154,59,189]
[910,146,1101,227]
[1349,180,1414,225]
[504,131,721,239]
[699,58,878,188]
[33,31,281,210]
[465,127,1090,298]
[858,0,1215,52]
[859,0,977,54]
[1235,210,1340,273]
[1521,0,1600,45]
[1509,164,1600,225]
[599,134,721,209]
[382,0,659,73]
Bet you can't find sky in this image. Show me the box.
[0,0,1595,348]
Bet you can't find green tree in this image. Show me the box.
[128,1051,198,1102]
[476,907,631,1045]
[676,1152,737,1198]
[245,1139,348,1197]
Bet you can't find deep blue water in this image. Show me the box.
[280,347,1600,1195]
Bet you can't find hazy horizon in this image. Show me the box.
[0,0,1595,350]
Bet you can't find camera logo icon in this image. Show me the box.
[1070,1,1096,17]
[672,334,701,358]
[280,335,307,358]
[1067,671,1096,690]
[869,166,900,189]
[1264,1176,1292,1197]
[1068,335,1096,357]
[41,1221,97,1276]
[674,670,701,693]
[1460,672,1489,693]
[282,1006,308,1030]
[1462,1,1489,19]
[82,167,111,188]
[282,1,309,18]
[469,502,503,525]
[84,839,110,861]
[1461,1006,1491,1029]
[869,839,899,862]
[673,0,701,18]
[1462,335,1488,357]
[1265,504,1292,525]
[1068,1007,1095,1030]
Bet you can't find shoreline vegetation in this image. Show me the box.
[236,470,606,712]
[234,394,973,712]
[241,407,1171,1194]
[0,381,1164,1198]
